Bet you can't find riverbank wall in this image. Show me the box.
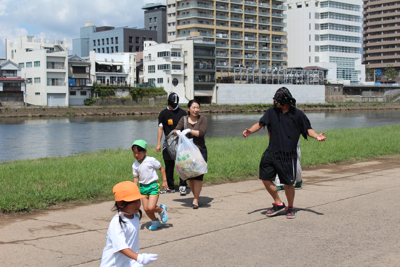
[1,103,400,118]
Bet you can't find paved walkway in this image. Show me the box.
[1,157,400,266]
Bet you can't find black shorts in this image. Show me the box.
[259,151,297,185]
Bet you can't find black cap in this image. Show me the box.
[168,93,179,108]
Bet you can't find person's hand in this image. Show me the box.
[137,253,158,265]
[317,132,326,141]
[175,130,182,136]
[181,129,192,136]
[162,181,168,190]
[243,128,252,138]
[156,144,161,152]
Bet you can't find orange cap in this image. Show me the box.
[113,181,146,202]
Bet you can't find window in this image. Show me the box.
[98,39,100,45]
[136,37,140,43]
[136,46,140,52]
[111,47,114,53]
[129,36,133,43]
[158,64,170,70]
[80,91,87,96]
[171,52,181,57]
[102,39,104,45]
[149,18,152,23]
[154,17,157,22]
[73,66,86,73]
[115,37,118,44]
[47,78,65,86]
[70,91,76,96]
[35,92,40,95]
[158,51,171,57]
[149,27,152,30]
[157,78,163,83]
[172,78,178,86]
[111,37,114,44]
[34,77,40,83]
[172,65,181,70]
[129,46,133,52]
[115,46,118,52]
[107,47,109,53]
[154,26,157,31]
[98,48,101,53]
[148,65,155,73]
[106,38,109,44]
[18,63,24,68]
[26,62,32,68]
[93,40,96,46]
[148,78,155,84]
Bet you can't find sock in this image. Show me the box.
[276,202,284,206]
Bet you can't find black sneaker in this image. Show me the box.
[266,203,286,217]
[295,181,302,190]
[286,207,296,219]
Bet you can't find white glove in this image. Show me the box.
[137,253,158,265]
[181,129,192,135]
[175,130,182,136]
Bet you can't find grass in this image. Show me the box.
[1,125,400,213]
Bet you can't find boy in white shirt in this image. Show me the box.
[132,140,169,230]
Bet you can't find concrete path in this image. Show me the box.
[1,157,400,267]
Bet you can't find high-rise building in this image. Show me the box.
[362,0,400,82]
[166,0,287,69]
[286,0,365,84]
[73,22,158,57]
[142,3,167,43]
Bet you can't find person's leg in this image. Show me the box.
[188,180,202,207]
[262,180,282,204]
[141,197,157,221]
[285,184,295,207]
[163,159,175,191]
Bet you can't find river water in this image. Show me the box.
[1,110,400,163]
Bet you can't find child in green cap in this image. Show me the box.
[131,139,169,230]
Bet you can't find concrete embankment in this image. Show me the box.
[0,103,400,118]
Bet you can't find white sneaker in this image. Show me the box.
[179,186,186,195]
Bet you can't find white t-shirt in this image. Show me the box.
[100,213,142,267]
[132,156,162,185]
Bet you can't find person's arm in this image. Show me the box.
[156,126,163,152]
[159,166,168,190]
[120,248,139,261]
[307,129,326,141]
[243,122,263,138]
[133,176,139,185]
[173,117,185,136]
[189,117,207,137]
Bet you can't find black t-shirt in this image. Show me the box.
[259,106,312,156]
[158,107,187,136]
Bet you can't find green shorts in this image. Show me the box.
[139,181,160,196]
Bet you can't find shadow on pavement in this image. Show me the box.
[140,221,174,230]
[247,207,324,216]
[172,196,214,208]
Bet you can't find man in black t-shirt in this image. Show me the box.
[243,87,326,219]
[156,93,187,194]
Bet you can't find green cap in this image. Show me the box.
[132,139,147,150]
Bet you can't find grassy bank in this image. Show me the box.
[1,125,400,213]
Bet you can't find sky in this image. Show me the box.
[0,0,165,58]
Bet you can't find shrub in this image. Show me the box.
[84,98,96,106]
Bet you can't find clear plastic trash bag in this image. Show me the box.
[175,134,207,180]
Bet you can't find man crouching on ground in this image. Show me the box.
[242,87,326,219]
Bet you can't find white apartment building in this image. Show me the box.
[86,51,137,87]
[143,41,186,100]
[143,38,216,103]
[285,0,365,84]
[6,36,69,106]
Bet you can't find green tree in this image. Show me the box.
[365,65,374,80]
[384,64,398,81]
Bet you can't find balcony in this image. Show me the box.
[216,33,229,39]
[231,54,243,58]
[271,57,284,61]
[259,20,270,25]
[259,2,270,8]
[231,35,243,40]
[231,17,243,22]
[244,1,257,6]
[271,13,286,18]
[244,9,257,15]
[271,4,286,10]
[171,57,183,62]
[216,53,229,58]
[244,36,257,41]
[216,6,229,12]
[272,21,286,26]
[177,3,214,10]
[245,54,257,59]
[200,32,215,37]
[177,13,214,19]
[231,8,243,13]
[259,37,271,42]
[259,56,270,60]
[216,62,229,67]
[245,18,257,24]
[272,48,283,52]
[216,43,229,48]
[244,45,257,50]
[271,39,283,43]
[171,69,184,75]
[231,0,242,3]
[231,45,243,49]
[216,15,229,20]
[259,47,270,51]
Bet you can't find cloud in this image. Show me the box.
[0,0,163,57]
